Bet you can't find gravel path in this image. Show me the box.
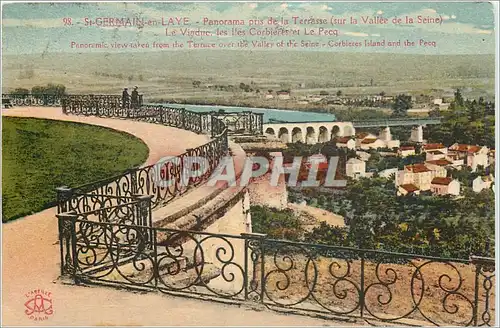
[2,107,339,326]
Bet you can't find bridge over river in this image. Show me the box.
[263,117,442,144]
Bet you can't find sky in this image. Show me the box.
[1,2,497,55]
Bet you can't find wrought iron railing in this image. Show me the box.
[56,202,495,326]
[2,93,63,106]
[54,95,494,326]
[58,95,229,210]
[2,93,144,108]
[210,111,264,136]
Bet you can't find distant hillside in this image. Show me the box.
[2,51,495,98]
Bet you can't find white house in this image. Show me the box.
[265,93,274,100]
[336,137,356,150]
[396,163,447,191]
[423,143,448,155]
[346,158,366,179]
[277,91,291,100]
[356,151,371,162]
[398,146,416,157]
[360,138,386,150]
[426,150,447,161]
[386,140,401,149]
[433,98,443,105]
[398,184,420,196]
[448,144,489,172]
[355,132,377,147]
[472,175,494,193]
[430,177,460,196]
[425,159,453,171]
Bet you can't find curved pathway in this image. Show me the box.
[2,107,337,326]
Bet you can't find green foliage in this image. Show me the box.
[250,205,303,240]
[370,153,426,171]
[31,83,66,96]
[333,109,390,122]
[426,89,495,148]
[2,117,149,222]
[304,222,349,246]
[11,88,30,95]
[291,177,494,258]
[391,94,412,117]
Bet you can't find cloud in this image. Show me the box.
[344,31,369,37]
[422,8,437,14]
[377,10,383,15]
[2,18,63,28]
[371,33,381,37]
[281,3,288,9]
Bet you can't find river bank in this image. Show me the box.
[148,97,392,122]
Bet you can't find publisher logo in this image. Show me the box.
[24,289,53,321]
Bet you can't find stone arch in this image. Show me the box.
[278,127,290,143]
[291,127,304,143]
[344,125,354,136]
[318,126,329,143]
[305,126,316,144]
[331,125,341,139]
[265,127,276,138]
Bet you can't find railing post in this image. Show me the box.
[470,255,496,327]
[359,251,365,319]
[56,212,78,281]
[181,108,186,129]
[211,115,216,138]
[135,194,153,227]
[128,168,138,196]
[241,232,267,303]
[134,194,154,250]
[55,186,73,214]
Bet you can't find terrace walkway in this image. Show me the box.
[2,107,338,326]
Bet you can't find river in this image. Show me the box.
[158,103,336,123]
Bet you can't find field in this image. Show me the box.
[1,117,149,222]
[2,51,495,108]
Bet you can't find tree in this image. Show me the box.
[31,84,66,96]
[336,90,342,97]
[304,222,349,246]
[11,88,29,95]
[192,80,201,88]
[453,88,464,108]
[250,205,303,240]
[319,90,329,96]
[426,93,495,148]
[391,94,412,117]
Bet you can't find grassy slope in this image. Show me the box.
[2,117,149,222]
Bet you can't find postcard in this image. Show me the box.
[1,1,498,327]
